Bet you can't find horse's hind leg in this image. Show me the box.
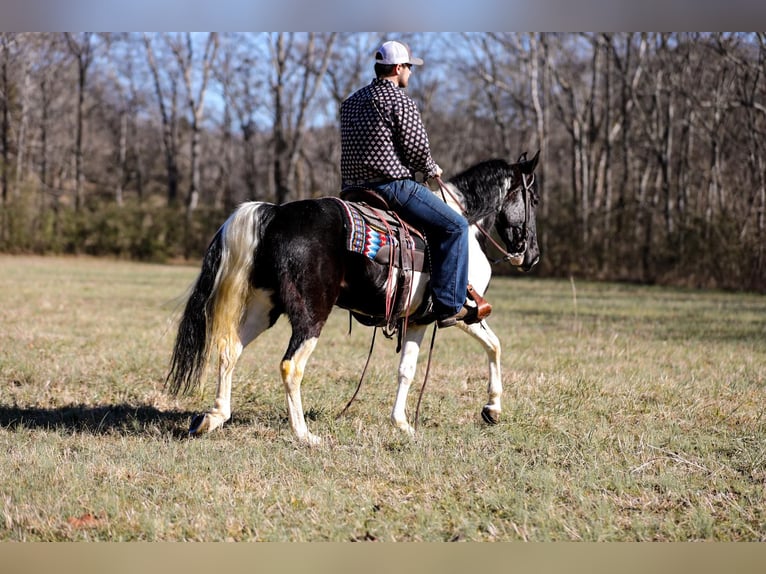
[280,332,321,445]
[189,336,243,435]
[278,288,334,445]
[190,290,276,436]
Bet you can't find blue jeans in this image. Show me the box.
[371,179,469,315]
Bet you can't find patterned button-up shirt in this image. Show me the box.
[340,78,438,187]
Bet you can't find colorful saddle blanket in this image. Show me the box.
[333,195,429,272]
[331,190,435,334]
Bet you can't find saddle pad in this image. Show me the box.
[332,198,428,271]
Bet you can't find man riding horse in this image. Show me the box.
[340,40,492,328]
[166,39,540,444]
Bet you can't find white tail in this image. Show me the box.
[209,202,273,358]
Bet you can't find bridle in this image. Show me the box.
[435,169,534,265]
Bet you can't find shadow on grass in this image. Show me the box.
[0,403,196,439]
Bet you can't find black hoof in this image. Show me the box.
[189,413,206,436]
[481,406,499,425]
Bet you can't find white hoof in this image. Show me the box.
[297,432,322,446]
[392,418,416,437]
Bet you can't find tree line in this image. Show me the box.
[0,32,764,291]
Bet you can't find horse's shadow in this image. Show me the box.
[0,402,196,439]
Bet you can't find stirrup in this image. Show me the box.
[466,284,492,322]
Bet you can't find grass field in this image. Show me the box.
[0,255,764,541]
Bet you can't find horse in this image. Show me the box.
[166,151,540,445]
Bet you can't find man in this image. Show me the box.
[340,40,491,328]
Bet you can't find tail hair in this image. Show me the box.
[166,202,275,395]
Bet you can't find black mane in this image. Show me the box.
[448,159,513,224]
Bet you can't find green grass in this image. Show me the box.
[0,255,764,541]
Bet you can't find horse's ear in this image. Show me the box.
[529,149,540,170]
[519,149,540,174]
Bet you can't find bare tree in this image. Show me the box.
[710,32,766,284]
[1,34,12,210]
[215,32,269,205]
[529,34,549,210]
[101,33,136,206]
[143,33,181,205]
[14,37,32,195]
[608,33,645,241]
[268,32,337,203]
[63,32,94,212]
[166,32,219,214]
[457,33,524,159]
[547,34,595,246]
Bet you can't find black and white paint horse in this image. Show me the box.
[166,152,540,444]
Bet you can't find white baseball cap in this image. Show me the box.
[374,40,424,66]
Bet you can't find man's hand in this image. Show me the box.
[426,165,443,190]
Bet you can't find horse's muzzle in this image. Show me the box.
[518,254,540,273]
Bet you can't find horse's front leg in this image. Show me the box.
[391,324,428,436]
[457,320,502,424]
[463,233,501,421]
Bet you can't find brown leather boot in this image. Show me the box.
[436,285,492,328]
[436,305,478,328]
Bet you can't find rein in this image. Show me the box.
[337,323,439,433]
[435,172,534,265]
[337,326,378,420]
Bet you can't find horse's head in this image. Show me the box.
[495,150,541,272]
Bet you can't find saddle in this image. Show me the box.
[334,187,491,335]
[333,188,427,334]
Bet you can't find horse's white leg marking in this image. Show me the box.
[280,337,320,445]
[457,320,503,423]
[391,325,428,436]
[190,333,242,436]
[191,289,274,436]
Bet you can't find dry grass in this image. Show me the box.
[1,255,764,541]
